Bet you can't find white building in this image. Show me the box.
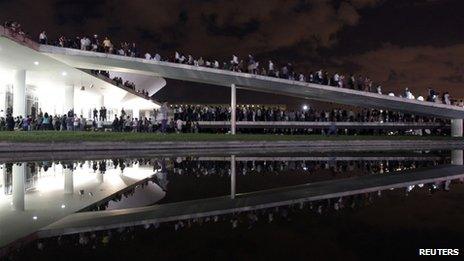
[0,26,164,121]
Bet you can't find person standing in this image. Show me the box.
[102,37,113,53]
[268,60,275,76]
[91,34,99,51]
[99,107,104,121]
[443,92,451,105]
[159,102,169,133]
[22,116,29,131]
[112,115,119,132]
[102,107,107,121]
[93,108,98,121]
[176,118,183,133]
[39,31,47,44]
[73,114,79,131]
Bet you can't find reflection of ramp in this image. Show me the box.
[38,165,464,238]
[106,182,166,210]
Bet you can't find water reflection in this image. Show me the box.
[9,164,464,261]
[0,150,461,257]
[0,160,161,249]
[162,153,449,203]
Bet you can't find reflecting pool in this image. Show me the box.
[1,149,463,259]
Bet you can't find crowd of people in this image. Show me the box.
[0,103,451,136]
[16,23,458,105]
[2,21,26,36]
[0,21,458,137]
[4,21,458,105]
[90,70,150,98]
[169,104,449,135]
[172,104,448,123]
[0,109,90,131]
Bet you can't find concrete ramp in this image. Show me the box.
[39,45,464,119]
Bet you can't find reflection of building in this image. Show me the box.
[0,160,163,248]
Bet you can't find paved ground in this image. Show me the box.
[0,133,463,153]
[0,132,459,142]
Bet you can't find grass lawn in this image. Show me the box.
[0,131,460,142]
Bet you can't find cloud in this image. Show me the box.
[0,0,381,58]
[338,2,360,26]
[343,43,464,97]
[349,0,383,8]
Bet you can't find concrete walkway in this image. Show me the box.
[40,45,464,119]
[0,139,463,153]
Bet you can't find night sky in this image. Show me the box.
[1,0,464,107]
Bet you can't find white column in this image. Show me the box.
[12,163,26,211]
[63,85,74,114]
[132,108,140,119]
[97,173,104,184]
[99,95,105,120]
[99,94,105,107]
[230,155,236,199]
[451,119,463,137]
[231,84,236,135]
[451,150,463,165]
[0,88,7,118]
[13,70,26,117]
[64,167,74,195]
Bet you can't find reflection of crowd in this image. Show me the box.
[0,155,454,259]
[10,174,460,260]
[85,178,155,212]
[172,157,447,180]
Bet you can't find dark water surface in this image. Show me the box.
[1,149,463,260]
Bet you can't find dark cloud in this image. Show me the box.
[53,0,109,25]
[2,0,464,103]
[340,43,464,98]
[1,0,379,56]
[202,13,261,39]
